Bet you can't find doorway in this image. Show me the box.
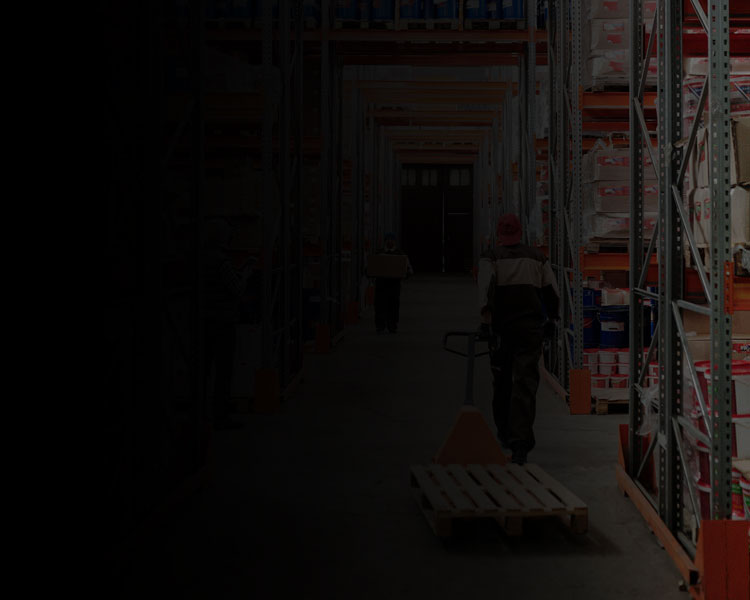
[400,165,473,274]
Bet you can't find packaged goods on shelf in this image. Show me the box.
[399,0,425,19]
[425,0,458,19]
[583,146,656,182]
[585,180,658,213]
[584,0,628,19]
[370,0,395,20]
[585,19,628,52]
[684,57,750,77]
[643,0,656,23]
[503,0,525,19]
[586,213,657,239]
[691,186,750,248]
[336,0,358,19]
[585,50,657,89]
[683,77,750,131]
[693,117,750,186]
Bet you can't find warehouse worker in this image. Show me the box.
[374,232,413,334]
[203,218,251,430]
[478,214,559,465]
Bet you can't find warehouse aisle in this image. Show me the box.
[117,276,685,600]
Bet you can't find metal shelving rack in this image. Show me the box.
[626,0,735,551]
[547,0,584,392]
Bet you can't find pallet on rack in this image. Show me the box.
[593,387,630,415]
[585,238,629,253]
[410,463,588,538]
[464,18,525,30]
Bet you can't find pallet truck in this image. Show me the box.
[409,328,588,538]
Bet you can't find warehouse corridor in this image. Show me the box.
[116,276,685,600]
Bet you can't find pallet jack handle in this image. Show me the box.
[442,327,496,407]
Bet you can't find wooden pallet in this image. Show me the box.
[410,463,588,538]
[593,387,630,414]
[585,238,630,253]
[595,397,630,415]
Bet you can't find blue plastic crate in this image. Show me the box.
[501,0,524,19]
[464,0,488,18]
[207,0,232,18]
[304,0,321,26]
[371,0,395,20]
[399,0,425,19]
[426,0,457,18]
[336,0,358,19]
[251,0,279,19]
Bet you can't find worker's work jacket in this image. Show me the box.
[477,243,560,330]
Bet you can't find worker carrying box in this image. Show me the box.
[366,232,413,334]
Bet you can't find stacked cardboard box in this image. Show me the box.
[582,0,657,89]
[582,143,658,243]
[685,116,750,253]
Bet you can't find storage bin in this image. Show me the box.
[399,0,425,19]
[426,0,457,19]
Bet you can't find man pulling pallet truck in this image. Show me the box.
[478,214,560,465]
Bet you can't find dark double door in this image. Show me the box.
[401,166,473,274]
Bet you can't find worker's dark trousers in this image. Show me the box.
[490,327,543,450]
[204,320,237,422]
[374,278,401,332]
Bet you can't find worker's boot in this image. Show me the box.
[511,441,528,466]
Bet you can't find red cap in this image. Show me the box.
[496,214,522,246]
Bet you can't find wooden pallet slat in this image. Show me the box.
[446,465,497,512]
[507,464,567,511]
[429,465,476,513]
[467,464,523,511]
[525,464,588,511]
[411,465,452,513]
[487,464,546,511]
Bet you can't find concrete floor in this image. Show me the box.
[118,276,687,599]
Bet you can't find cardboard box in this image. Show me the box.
[684,310,750,334]
[686,337,750,362]
[683,311,750,361]
[366,254,408,279]
[692,186,750,247]
[694,119,750,187]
